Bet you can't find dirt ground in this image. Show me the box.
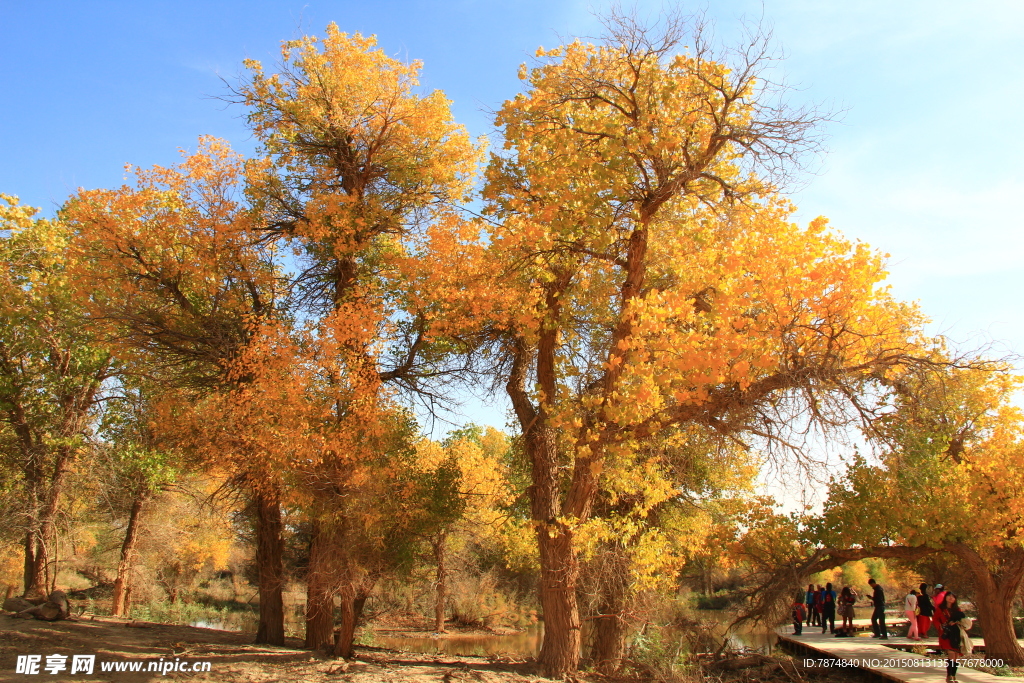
[0,614,566,683]
[0,612,880,683]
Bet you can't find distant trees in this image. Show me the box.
[413,426,512,633]
[94,378,178,617]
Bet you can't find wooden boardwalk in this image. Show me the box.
[777,629,1024,682]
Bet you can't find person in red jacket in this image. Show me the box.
[917,583,935,638]
[935,592,967,682]
[792,596,806,635]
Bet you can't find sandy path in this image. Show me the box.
[0,616,548,682]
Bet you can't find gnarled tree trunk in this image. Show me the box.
[254,484,285,646]
[111,491,148,617]
[305,519,336,650]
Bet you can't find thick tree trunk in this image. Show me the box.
[111,491,147,617]
[432,532,448,633]
[507,327,584,679]
[536,522,582,677]
[305,520,336,650]
[973,587,1024,665]
[589,549,630,675]
[592,611,628,675]
[333,580,358,659]
[955,545,1024,666]
[532,419,581,678]
[254,485,285,646]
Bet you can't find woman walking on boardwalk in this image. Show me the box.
[936,592,971,682]
[838,586,856,633]
[904,589,921,640]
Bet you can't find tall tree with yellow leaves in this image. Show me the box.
[480,13,927,676]
[235,25,482,655]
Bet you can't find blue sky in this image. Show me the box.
[3,0,1023,430]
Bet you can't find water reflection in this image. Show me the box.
[184,606,776,659]
[369,612,775,659]
[371,626,544,657]
[722,622,778,652]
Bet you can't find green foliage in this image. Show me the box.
[625,625,695,682]
[413,455,466,534]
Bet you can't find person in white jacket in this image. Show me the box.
[904,589,921,640]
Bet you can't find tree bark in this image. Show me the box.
[432,532,448,633]
[536,521,582,678]
[972,581,1024,665]
[589,548,630,675]
[111,491,147,617]
[531,415,581,677]
[254,485,285,646]
[23,447,74,598]
[333,580,358,659]
[592,610,628,675]
[353,589,368,626]
[23,526,38,597]
[304,519,336,650]
[507,327,583,679]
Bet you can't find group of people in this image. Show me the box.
[791,580,974,682]
[907,583,974,682]
[791,582,859,636]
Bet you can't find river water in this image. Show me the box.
[188,606,777,658]
[368,610,777,658]
[371,627,545,657]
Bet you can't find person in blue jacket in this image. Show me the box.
[821,582,837,634]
